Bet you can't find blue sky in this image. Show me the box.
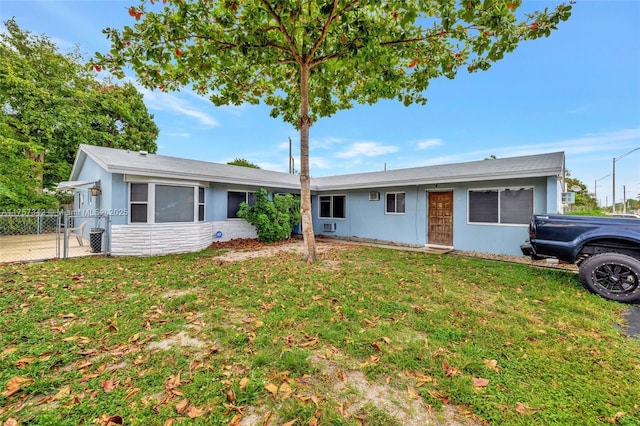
[1,0,639,207]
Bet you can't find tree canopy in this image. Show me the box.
[228,158,261,168]
[0,19,159,209]
[96,0,572,262]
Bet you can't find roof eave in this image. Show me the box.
[315,169,562,191]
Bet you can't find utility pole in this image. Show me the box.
[288,137,293,174]
[612,147,640,213]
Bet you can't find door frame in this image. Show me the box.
[426,189,454,248]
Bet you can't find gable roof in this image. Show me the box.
[72,144,301,190]
[314,151,565,190]
[71,144,564,191]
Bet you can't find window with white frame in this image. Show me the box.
[319,195,346,219]
[128,183,204,223]
[130,183,148,223]
[227,191,256,218]
[155,185,194,223]
[385,192,406,214]
[198,187,205,222]
[468,187,533,225]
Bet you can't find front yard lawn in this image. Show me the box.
[1,244,639,425]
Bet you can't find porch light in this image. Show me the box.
[89,184,102,197]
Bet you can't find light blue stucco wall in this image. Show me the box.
[74,152,559,257]
[72,155,114,233]
[313,176,555,256]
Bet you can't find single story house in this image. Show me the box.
[59,144,565,257]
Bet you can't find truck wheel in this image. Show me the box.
[578,253,640,303]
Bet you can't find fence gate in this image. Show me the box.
[0,211,110,264]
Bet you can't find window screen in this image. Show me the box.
[469,190,499,223]
[155,185,194,223]
[500,188,533,224]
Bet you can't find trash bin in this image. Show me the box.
[89,228,105,253]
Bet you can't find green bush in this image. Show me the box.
[237,188,301,242]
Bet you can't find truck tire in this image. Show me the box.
[578,253,640,303]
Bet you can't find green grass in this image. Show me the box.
[1,246,639,425]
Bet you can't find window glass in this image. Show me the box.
[386,192,406,214]
[130,183,148,223]
[155,185,194,223]
[500,188,533,224]
[333,195,345,218]
[469,188,533,224]
[397,192,405,213]
[320,196,332,218]
[319,195,345,218]
[198,187,205,221]
[469,190,499,223]
[131,183,148,202]
[130,204,147,223]
[227,191,255,218]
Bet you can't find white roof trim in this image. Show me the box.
[56,180,98,190]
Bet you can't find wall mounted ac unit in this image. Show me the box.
[322,222,337,232]
[369,191,380,201]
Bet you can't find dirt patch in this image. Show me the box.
[208,237,578,272]
[146,331,207,351]
[209,237,351,262]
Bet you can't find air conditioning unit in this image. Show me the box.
[322,223,337,232]
[369,191,380,201]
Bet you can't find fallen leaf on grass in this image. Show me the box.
[1,347,18,357]
[279,382,293,399]
[186,405,205,418]
[229,413,242,425]
[52,385,71,401]
[407,386,420,399]
[239,377,250,390]
[15,356,36,368]
[281,419,298,426]
[175,398,189,414]
[264,382,278,397]
[102,380,117,393]
[483,359,500,373]
[3,376,34,397]
[472,378,490,388]
[3,418,19,426]
[96,414,124,426]
[428,390,449,404]
[515,402,539,415]
[442,359,461,377]
[609,411,625,423]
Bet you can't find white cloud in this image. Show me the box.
[139,87,219,127]
[309,156,332,170]
[405,128,640,167]
[416,138,443,150]
[165,132,191,138]
[310,136,344,150]
[335,142,399,159]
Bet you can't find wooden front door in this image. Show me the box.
[428,191,453,246]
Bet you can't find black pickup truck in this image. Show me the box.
[521,214,640,303]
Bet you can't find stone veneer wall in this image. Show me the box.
[110,220,257,256]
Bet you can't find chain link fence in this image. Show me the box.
[0,210,110,264]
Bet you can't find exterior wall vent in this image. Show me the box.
[322,223,336,232]
[369,191,380,201]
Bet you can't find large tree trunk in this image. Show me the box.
[25,147,45,193]
[299,64,317,263]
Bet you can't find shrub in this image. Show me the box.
[237,188,301,242]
